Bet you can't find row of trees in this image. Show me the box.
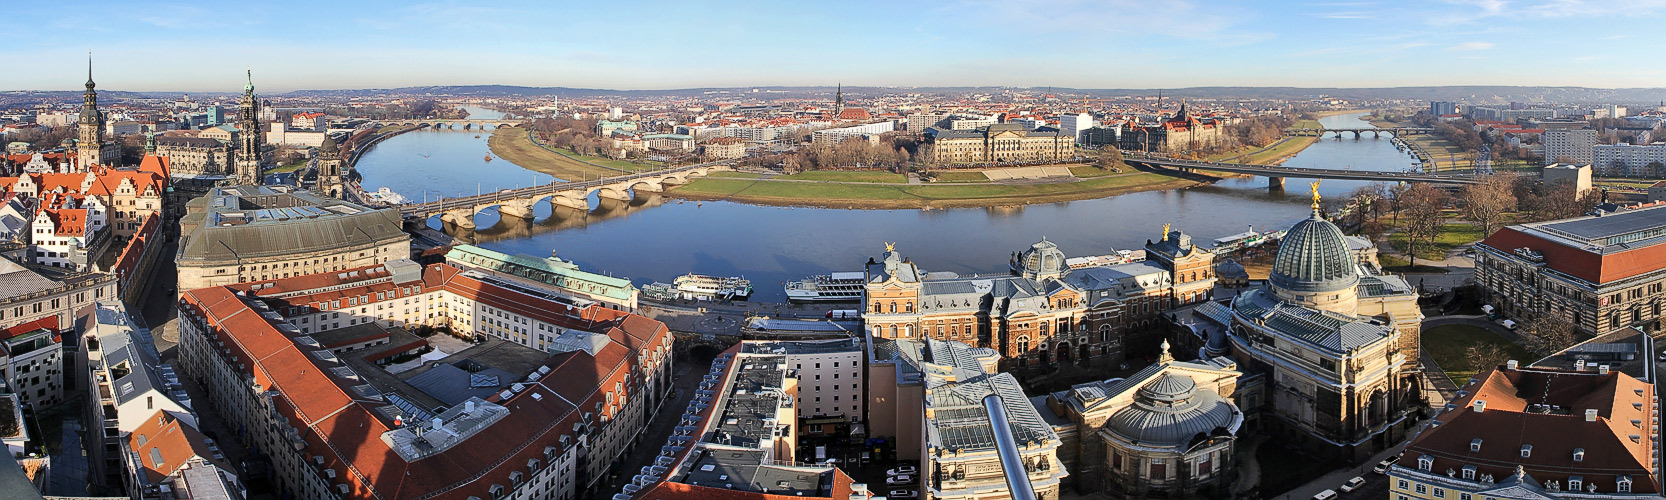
[1338,175,1599,267]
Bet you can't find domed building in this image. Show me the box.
[1198,186,1423,461]
[315,136,349,198]
[1042,341,1244,498]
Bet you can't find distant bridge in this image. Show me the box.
[379,118,529,129]
[1284,127,1433,138]
[398,161,732,228]
[1128,155,1482,189]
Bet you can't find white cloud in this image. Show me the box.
[1447,41,1495,50]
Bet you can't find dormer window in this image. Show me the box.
[1520,445,1532,458]
[1418,455,1434,471]
[1618,476,1633,493]
[1573,448,1585,462]
[1568,476,1583,491]
[1461,465,1476,480]
[1470,439,1482,452]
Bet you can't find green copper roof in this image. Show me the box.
[445,245,634,301]
[1269,212,1358,294]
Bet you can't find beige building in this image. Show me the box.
[864,232,1216,370]
[1543,163,1593,197]
[155,136,232,177]
[926,123,1074,164]
[868,337,1068,500]
[702,136,746,159]
[175,186,410,292]
[1042,345,1243,498]
[1187,196,1423,461]
[1477,204,1666,337]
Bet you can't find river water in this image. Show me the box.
[354,109,1419,301]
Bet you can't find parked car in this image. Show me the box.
[1340,477,1366,493]
[887,466,918,476]
[888,490,918,499]
[1313,489,1338,500]
[1373,457,1398,475]
[886,475,914,485]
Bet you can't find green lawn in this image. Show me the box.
[1422,324,1536,386]
[704,172,762,179]
[1387,220,1483,261]
[933,171,992,182]
[780,171,907,183]
[269,160,308,174]
[673,172,1182,204]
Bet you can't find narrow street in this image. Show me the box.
[603,350,718,494]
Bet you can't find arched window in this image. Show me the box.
[1040,322,1050,337]
[889,302,897,313]
[1017,336,1030,353]
[904,324,913,338]
[905,302,913,313]
[889,325,898,337]
[1100,324,1112,342]
[873,302,882,313]
[873,326,883,337]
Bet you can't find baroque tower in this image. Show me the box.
[78,54,107,168]
[233,70,264,186]
[315,136,346,198]
[834,83,844,115]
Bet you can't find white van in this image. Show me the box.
[1312,490,1338,500]
[1501,319,1518,330]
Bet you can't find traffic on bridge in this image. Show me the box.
[1126,153,1486,188]
[397,159,735,223]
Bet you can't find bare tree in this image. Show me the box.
[1519,314,1580,356]
[1401,183,1449,267]
[1096,148,1124,171]
[1465,344,1512,376]
[1461,175,1517,237]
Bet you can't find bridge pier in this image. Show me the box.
[1351,131,1362,139]
[498,200,536,220]
[551,194,588,211]
[594,187,631,202]
[441,208,476,229]
[1269,176,1284,191]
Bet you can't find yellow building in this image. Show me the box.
[927,123,1074,164]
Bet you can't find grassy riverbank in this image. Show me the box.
[666,171,1204,209]
[487,127,664,180]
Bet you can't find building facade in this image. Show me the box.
[743,339,864,439]
[926,124,1073,164]
[444,244,638,311]
[1544,128,1597,165]
[1476,204,1666,337]
[1119,103,1225,153]
[1593,143,1666,177]
[155,136,233,178]
[174,186,411,292]
[1388,363,1658,499]
[233,72,264,186]
[863,232,1215,370]
[1042,345,1242,498]
[176,260,674,500]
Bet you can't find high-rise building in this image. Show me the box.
[1429,101,1459,116]
[1543,128,1598,165]
[1593,143,1666,177]
[1059,113,1094,145]
[233,71,264,186]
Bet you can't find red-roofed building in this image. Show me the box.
[121,410,244,499]
[1476,204,1666,336]
[177,259,674,500]
[1389,362,1657,498]
[29,194,108,270]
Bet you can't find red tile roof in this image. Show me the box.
[1408,367,1656,492]
[45,208,89,236]
[126,410,230,484]
[179,261,673,500]
[1480,225,1666,284]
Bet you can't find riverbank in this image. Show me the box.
[664,170,1208,209]
[487,127,664,180]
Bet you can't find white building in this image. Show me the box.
[1059,113,1094,145]
[80,301,204,494]
[0,316,67,411]
[29,195,108,271]
[1593,143,1666,177]
[743,339,865,434]
[1543,128,1597,165]
[812,121,895,147]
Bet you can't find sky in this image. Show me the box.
[8,0,1666,92]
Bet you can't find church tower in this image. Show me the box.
[315,136,346,198]
[233,70,264,186]
[834,83,844,115]
[78,54,107,168]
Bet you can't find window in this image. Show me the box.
[1414,484,1427,494]
[1461,465,1476,480]
[1397,479,1409,490]
[1470,438,1482,452]
[1619,476,1633,493]
[1459,494,1472,500]
[1568,476,1582,491]
[1520,445,1532,458]
[1417,455,1433,471]
[1148,458,1165,479]
[1573,448,1585,462]
[1433,487,1445,498]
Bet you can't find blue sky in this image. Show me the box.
[9,0,1666,92]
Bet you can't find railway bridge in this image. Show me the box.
[1128,155,1483,190]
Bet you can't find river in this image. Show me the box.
[353,109,1418,302]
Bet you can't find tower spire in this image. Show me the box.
[245,69,253,93]
[86,50,94,88]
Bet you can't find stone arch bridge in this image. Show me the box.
[398,161,732,228]
[1284,127,1434,138]
[379,118,529,129]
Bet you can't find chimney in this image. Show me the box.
[1587,409,1599,422]
[1506,360,1518,370]
[1599,365,1610,375]
[1474,400,1487,413]
[1575,359,1587,370]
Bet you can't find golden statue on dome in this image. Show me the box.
[1310,180,1322,211]
[884,242,896,253]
